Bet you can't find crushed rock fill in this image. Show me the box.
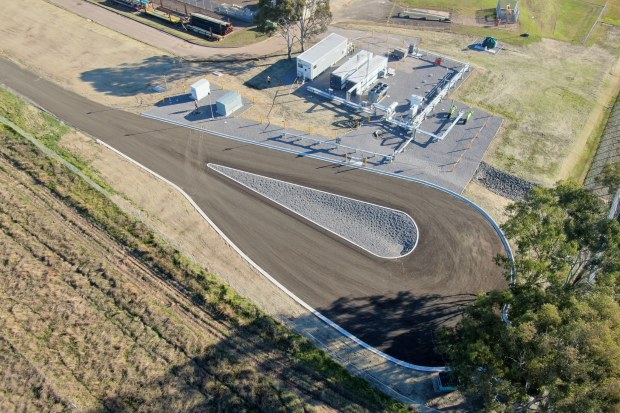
[209,164,418,258]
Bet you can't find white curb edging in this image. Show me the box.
[208,163,419,260]
[95,137,447,372]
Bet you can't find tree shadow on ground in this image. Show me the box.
[318,291,476,367]
[86,309,407,413]
[81,56,205,97]
[475,8,497,25]
[244,58,298,90]
[80,56,278,97]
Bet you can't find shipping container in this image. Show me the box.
[296,33,348,81]
[111,0,150,9]
[188,13,233,37]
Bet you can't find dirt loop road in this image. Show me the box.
[1,58,506,367]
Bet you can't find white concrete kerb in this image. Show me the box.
[94,138,445,372]
[208,163,420,260]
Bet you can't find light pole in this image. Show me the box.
[208,92,214,119]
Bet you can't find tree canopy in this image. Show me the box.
[440,182,620,412]
[596,161,620,196]
[257,0,331,58]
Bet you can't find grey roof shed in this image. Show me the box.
[216,91,243,116]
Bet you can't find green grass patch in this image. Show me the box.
[452,24,540,46]
[569,103,614,182]
[217,27,270,47]
[0,88,113,193]
[402,0,608,43]
[602,2,620,25]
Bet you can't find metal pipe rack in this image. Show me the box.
[281,131,394,163]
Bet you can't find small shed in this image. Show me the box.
[216,91,243,116]
[497,0,520,24]
[297,33,348,81]
[191,79,211,101]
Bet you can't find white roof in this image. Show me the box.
[346,56,388,84]
[297,33,348,64]
[217,91,241,106]
[191,79,210,89]
[332,50,373,78]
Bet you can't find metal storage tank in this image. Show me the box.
[296,33,348,81]
[216,92,243,116]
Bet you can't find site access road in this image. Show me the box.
[0,58,506,367]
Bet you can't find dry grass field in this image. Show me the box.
[0,94,408,412]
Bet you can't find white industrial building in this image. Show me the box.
[330,50,372,90]
[296,33,348,80]
[216,91,243,116]
[341,54,388,96]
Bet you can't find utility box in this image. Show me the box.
[296,33,348,81]
[190,79,211,101]
[216,91,242,116]
[368,82,389,103]
[391,48,406,60]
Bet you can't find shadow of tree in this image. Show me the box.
[87,312,404,413]
[244,58,297,90]
[80,55,284,97]
[318,291,477,367]
[81,56,205,97]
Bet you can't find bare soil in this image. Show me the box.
[461,181,512,225]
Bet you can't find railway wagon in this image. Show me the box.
[188,13,233,36]
[111,0,150,9]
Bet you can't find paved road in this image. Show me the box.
[47,0,286,61]
[0,58,506,366]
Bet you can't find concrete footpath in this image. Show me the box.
[46,0,287,61]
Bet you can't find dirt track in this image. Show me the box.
[1,57,506,366]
